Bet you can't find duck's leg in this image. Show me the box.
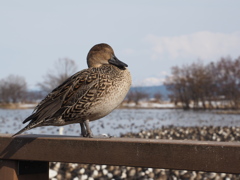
[84,119,93,138]
[80,123,87,137]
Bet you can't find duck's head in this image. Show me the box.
[87,43,128,70]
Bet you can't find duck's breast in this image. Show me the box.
[89,66,131,120]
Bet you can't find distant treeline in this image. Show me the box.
[0,58,76,104]
[1,57,240,110]
[0,74,46,103]
[164,56,240,110]
[0,58,165,105]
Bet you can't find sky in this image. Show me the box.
[1,1,240,89]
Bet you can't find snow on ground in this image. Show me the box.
[122,101,176,108]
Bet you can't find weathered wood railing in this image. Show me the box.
[0,134,240,179]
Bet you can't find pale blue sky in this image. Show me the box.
[1,1,240,89]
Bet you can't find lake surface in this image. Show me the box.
[0,108,240,137]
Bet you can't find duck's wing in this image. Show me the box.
[23,68,99,125]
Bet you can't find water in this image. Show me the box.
[1,108,240,137]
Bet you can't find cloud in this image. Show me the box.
[136,77,165,86]
[145,31,240,60]
[132,71,170,87]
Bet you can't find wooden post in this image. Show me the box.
[0,160,18,180]
[0,160,49,180]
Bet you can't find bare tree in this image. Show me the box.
[126,88,149,105]
[164,65,191,110]
[212,56,240,109]
[165,62,216,110]
[165,56,240,110]
[187,61,214,109]
[38,58,77,93]
[0,75,27,103]
[153,92,163,102]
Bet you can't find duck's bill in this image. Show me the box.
[109,55,128,69]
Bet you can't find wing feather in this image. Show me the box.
[23,68,99,125]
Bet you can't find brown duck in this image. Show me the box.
[13,43,132,137]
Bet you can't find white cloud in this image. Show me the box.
[145,31,240,60]
[136,77,165,86]
[133,71,170,87]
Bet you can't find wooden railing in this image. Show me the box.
[0,134,240,179]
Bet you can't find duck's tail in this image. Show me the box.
[12,125,29,137]
[12,119,44,137]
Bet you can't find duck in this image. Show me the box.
[13,43,132,137]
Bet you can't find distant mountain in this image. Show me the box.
[130,85,169,100]
[28,85,170,101]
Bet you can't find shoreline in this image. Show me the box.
[1,103,240,114]
[0,103,37,109]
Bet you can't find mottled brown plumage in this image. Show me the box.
[13,43,131,137]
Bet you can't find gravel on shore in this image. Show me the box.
[49,126,240,180]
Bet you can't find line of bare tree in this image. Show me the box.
[4,55,239,109]
[164,56,240,110]
[37,58,77,93]
[0,58,77,104]
[0,75,27,103]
